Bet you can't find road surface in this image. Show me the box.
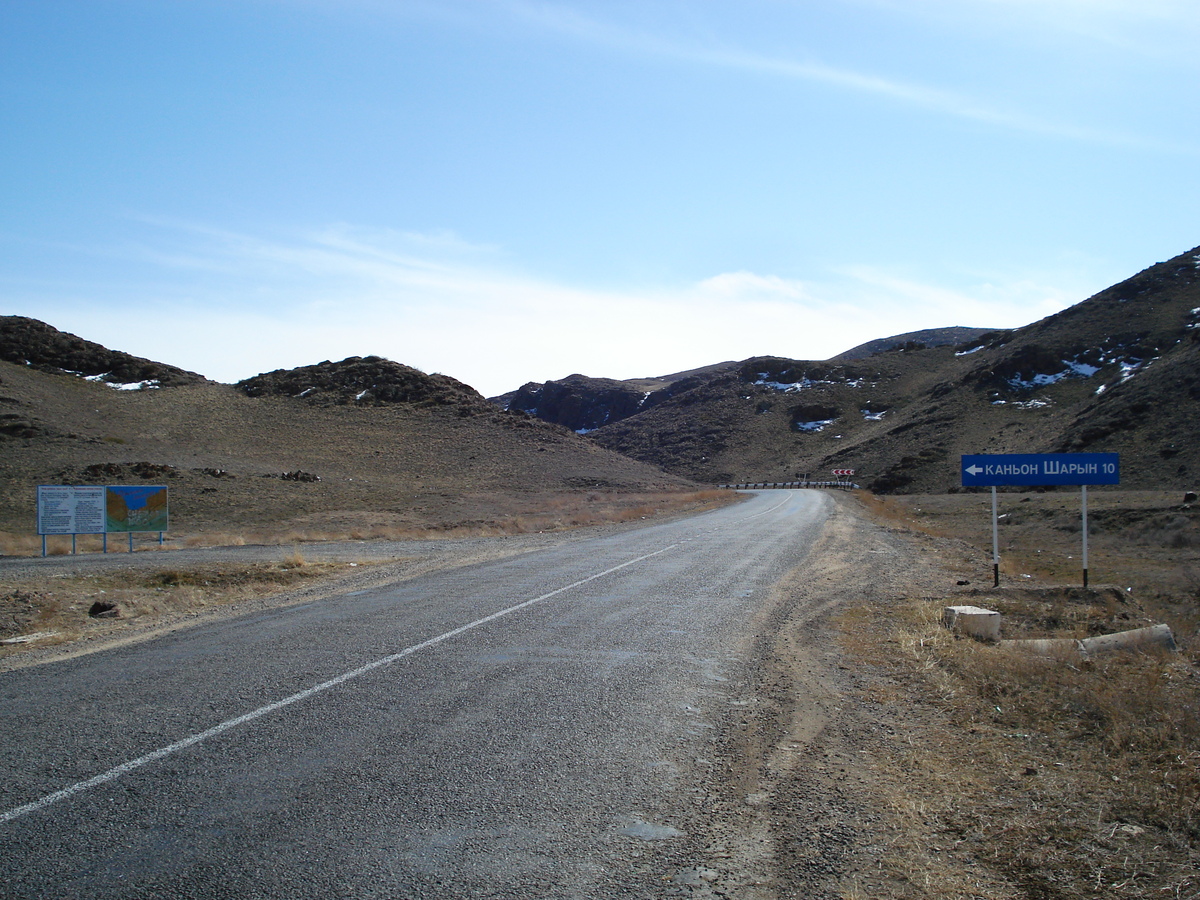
[0,490,835,898]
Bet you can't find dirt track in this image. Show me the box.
[672,491,972,897]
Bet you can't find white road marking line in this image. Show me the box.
[0,544,678,825]
[743,494,793,520]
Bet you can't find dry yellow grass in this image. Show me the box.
[1,489,735,558]
[0,560,361,659]
[835,494,1200,899]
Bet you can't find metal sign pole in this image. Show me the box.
[991,486,1000,587]
[1082,485,1089,589]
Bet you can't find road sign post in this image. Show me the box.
[961,453,1119,588]
[991,486,1000,588]
[1082,485,1089,588]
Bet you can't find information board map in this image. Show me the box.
[37,485,169,535]
[106,485,169,533]
[961,453,1120,487]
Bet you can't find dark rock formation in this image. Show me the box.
[0,316,206,387]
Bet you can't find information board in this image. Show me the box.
[37,485,169,535]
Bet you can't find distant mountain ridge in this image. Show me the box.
[579,243,1200,492]
[832,326,995,361]
[486,331,996,434]
[6,241,1199,496]
[489,362,740,435]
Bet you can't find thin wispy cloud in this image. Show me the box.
[21,220,1085,396]
[495,0,1183,150]
[4,2,1193,402]
[877,0,1200,57]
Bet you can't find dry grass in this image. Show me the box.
[0,490,735,557]
[0,561,359,658]
[838,492,1200,899]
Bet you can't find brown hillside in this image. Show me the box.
[832,326,994,361]
[0,351,697,542]
[489,363,739,434]
[588,244,1200,493]
[237,356,485,410]
[0,316,206,388]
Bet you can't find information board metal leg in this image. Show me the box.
[103,533,108,554]
[128,532,134,553]
[42,535,47,558]
[72,534,77,555]
[991,486,1001,587]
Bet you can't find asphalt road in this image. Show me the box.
[0,490,834,899]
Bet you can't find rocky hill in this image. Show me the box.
[6,240,1198,511]
[0,330,696,539]
[0,316,207,388]
[491,363,739,434]
[237,356,486,411]
[558,244,1200,493]
[832,326,994,361]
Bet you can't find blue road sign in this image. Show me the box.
[961,453,1120,487]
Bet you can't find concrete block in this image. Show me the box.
[943,605,1001,642]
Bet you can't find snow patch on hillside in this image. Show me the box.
[1007,348,1154,391]
[81,372,161,390]
[794,418,836,432]
[755,372,865,392]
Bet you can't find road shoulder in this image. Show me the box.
[680,491,981,898]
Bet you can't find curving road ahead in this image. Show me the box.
[0,490,834,899]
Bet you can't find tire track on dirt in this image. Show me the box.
[674,494,961,898]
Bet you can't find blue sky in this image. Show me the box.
[2,0,1197,397]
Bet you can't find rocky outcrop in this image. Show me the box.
[496,372,716,433]
[0,316,206,387]
[503,375,657,432]
[237,356,486,410]
[834,326,994,361]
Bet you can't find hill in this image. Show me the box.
[831,326,994,361]
[561,244,1200,493]
[490,362,739,434]
[237,356,486,410]
[0,326,701,543]
[0,316,207,388]
[7,239,1198,520]
[486,331,992,446]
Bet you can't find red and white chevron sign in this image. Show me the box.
[831,468,855,477]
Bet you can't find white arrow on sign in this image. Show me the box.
[965,464,984,476]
